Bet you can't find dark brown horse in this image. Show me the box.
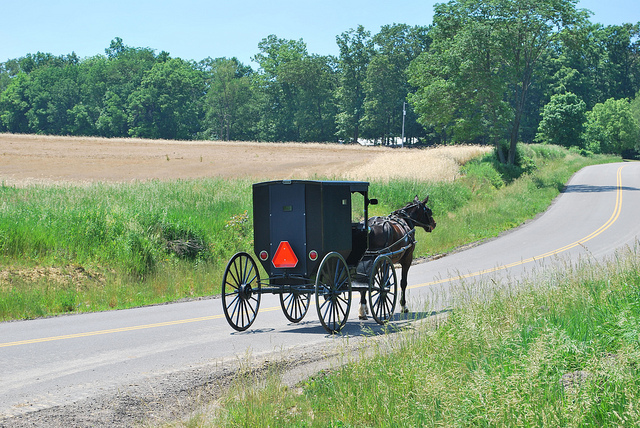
[359,196,436,319]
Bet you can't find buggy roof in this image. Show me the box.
[253,180,370,193]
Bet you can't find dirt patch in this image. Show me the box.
[0,265,105,290]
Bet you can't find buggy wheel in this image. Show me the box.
[280,290,310,323]
[222,252,261,332]
[315,252,352,333]
[368,255,397,324]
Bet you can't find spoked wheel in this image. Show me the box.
[315,252,352,333]
[368,255,397,324]
[222,252,261,332]
[280,289,310,323]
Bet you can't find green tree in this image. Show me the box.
[128,58,204,140]
[631,91,640,127]
[252,35,308,141]
[535,92,586,147]
[408,9,513,151]
[362,24,430,144]
[0,72,31,133]
[335,25,374,143]
[551,23,640,110]
[96,39,159,137]
[96,90,128,137]
[201,57,254,141]
[409,0,588,163]
[251,36,337,142]
[583,98,640,154]
[288,54,338,142]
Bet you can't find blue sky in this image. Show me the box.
[1,0,638,66]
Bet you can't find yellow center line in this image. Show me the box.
[409,164,627,289]
[0,166,628,349]
[1,300,282,349]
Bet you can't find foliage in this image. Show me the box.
[360,24,431,144]
[128,58,205,139]
[408,0,589,163]
[252,35,338,142]
[536,92,587,148]
[583,97,640,155]
[335,25,374,143]
[1,11,639,147]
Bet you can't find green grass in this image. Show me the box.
[0,178,253,319]
[201,246,640,427]
[0,144,619,320]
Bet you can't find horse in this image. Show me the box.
[359,196,436,319]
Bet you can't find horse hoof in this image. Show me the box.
[359,315,368,320]
[402,307,409,314]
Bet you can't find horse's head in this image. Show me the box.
[403,196,436,233]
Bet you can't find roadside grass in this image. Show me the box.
[0,178,253,319]
[195,246,640,427]
[0,144,618,320]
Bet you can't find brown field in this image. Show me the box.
[0,133,491,185]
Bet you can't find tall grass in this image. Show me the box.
[0,179,253,318]
[201,246,640,427]
[0,144,618,320]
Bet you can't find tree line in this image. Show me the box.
[1,0,639,162]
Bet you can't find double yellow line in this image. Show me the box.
[0,166,628,349]
[409,164,627,289]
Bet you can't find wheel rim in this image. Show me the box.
[369,256,397,324]
[280,290,310,323]
[315,253,351,333]
[222,253,261,331]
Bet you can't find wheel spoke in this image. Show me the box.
[222,253,261,331]
[315,253,351,333]
[368,257,396,324]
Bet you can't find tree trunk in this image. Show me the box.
[508,75,530,164]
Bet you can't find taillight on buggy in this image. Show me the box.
[272,241,298,268]
[309,250,318,261]
[259,250,269,261]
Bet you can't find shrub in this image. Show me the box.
[583,98,640,155]
[535,92,587,148]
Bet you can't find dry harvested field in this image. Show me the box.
[0,133,491,185]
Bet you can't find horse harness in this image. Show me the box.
[368,212,416,257]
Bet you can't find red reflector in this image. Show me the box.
[259,250,269,261]
[272,241,298,268]
[309,250,318,261]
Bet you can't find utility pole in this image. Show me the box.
[401,101,406,148]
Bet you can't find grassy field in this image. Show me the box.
[0,144,617,320]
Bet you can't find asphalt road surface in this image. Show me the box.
[1,162,640,423]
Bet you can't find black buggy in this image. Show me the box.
[221,180,411,334]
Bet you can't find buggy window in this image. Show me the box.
[351,191,365,225]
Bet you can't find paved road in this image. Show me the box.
[1,162,640,420]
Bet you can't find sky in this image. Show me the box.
[1,0,639,66]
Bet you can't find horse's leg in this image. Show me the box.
[399,254,412,313]
[358,291,368,320]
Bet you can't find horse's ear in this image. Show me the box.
[414,195,420,203]
[422,196,429,204]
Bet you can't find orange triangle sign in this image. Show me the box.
[272,241,298,268]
